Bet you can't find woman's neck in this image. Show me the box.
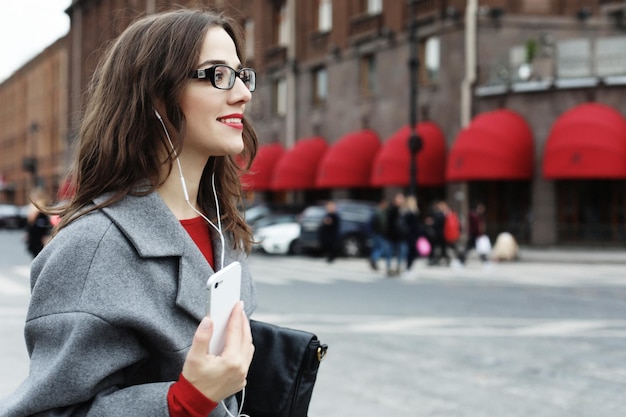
[157,159,205,220]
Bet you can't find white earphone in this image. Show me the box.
[153,108,226,268]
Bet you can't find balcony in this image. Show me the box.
[348,12,383,45]
[264,45,287,70]
[308,30,330,57]
[477,35,626,96]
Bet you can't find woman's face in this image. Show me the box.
[179,26,252,162]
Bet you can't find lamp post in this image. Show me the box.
[23,122,40,189]
[408,0,423,198]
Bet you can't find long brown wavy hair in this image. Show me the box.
[53,9,258,252]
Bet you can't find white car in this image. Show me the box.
[253,222,301,255]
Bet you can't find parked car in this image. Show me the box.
[253,221,301,255]
[243,203,271,226]
[250,213,298,231]
[0,204,27,229]
[243,203,304,229]
[298,200,376,258]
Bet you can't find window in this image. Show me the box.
[312,66,328,105]
[274,77,287,116]
[557,39,592,78]
[520,0,550,13]
[596,36,626,77]
[317,0,332,32]
[556,180,626,243]
[424,36,440,82]
[366,0,383,15]
[244,19,255,61]
[275,3,289,46]
[359,54,377,95]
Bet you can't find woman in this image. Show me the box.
[318,200,340,263]
[384,192,408,276]
[24,188,52,258]
[403,195,421,272]
[1,9,258,417]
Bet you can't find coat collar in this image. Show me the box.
[96,191,236,322]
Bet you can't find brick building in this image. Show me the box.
[1,0,625,246]
[0,37,69,206]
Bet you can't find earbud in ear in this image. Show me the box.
[154,109,162,120]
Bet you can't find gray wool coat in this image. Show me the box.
[0,191,257,417]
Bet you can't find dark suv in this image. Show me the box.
[298,200,376,258]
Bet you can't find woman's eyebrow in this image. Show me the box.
[197,59,243,69]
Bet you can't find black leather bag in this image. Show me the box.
[241,320,328,417]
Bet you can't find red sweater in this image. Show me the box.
[168,217,218,416]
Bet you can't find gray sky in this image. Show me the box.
[0,0,71,83]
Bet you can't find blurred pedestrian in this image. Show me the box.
[384,192,408,276]
[368,197,390,271]
[428,200,462,266]
[460,202,488,264]
[24,188,52,258]
[319,200,341,263]
[403,195,421,271]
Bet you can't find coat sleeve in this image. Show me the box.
[3,283,240,417]
[1,310,170,416]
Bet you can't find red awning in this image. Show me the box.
[271,137,328,190]
[543,102,626,179]
[241,143,285,190]
[371,122,447,187]
[446,109,534,181]
[316,129,381,188]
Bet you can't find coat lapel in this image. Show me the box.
[98,192,217,322]
[177,242,213,322]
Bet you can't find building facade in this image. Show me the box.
[0,37,69,205]
[1,0,625,246]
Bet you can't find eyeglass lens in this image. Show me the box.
[214,65,256,91]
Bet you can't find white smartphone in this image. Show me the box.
[206,261,242,355]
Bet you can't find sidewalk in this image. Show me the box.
[516,246,626,265]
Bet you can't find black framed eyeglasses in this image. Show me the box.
[190,65,256,92]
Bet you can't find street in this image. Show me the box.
[1,229,626,416]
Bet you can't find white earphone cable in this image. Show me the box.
[155,110,225,268]
[155,110,246,416]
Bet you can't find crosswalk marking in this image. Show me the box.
[0,306,28,319]
[515,320,608,336]
[3,255,626,292]
[0,274,29,296]
[248,255,380,285]
[248,254,626,287]
[252,313,626,338]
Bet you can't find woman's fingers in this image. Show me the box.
[181,303,254,402]
[220,302,254,366]
[186,317,213,362]
[221,302,244,354]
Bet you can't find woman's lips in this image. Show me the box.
[218,114,244,129]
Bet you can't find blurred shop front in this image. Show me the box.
[447,109,534,243]
[543,102,626,245]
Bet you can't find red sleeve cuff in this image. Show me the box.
[168,373,219,417]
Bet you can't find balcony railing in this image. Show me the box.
[348,12,383,44]
[478,36,626,95]
[264,45,287,70]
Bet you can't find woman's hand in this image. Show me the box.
[182,301,254,402]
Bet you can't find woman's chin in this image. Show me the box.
[225,141,245,156]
